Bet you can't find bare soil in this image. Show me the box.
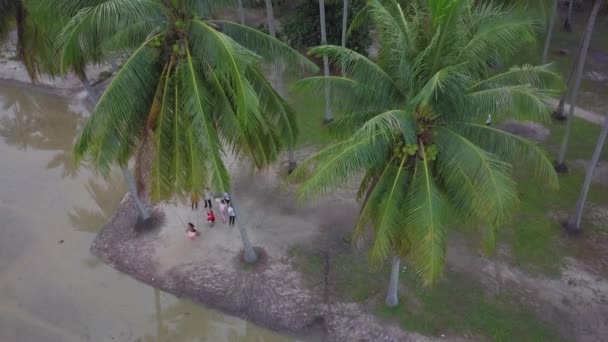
[92,156,433,341]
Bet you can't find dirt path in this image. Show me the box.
[448,237,608,342]
[546,98,606,125]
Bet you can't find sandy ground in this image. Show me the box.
[91,145,608,341]
[448,237,608,342]
[92,147,436,341]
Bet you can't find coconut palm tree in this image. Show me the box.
[542,0,558,64]
[341,0,348,51]
[555,0,602,172]
[566,116,608,232]
[290,0,559,306]
[53,0,316,263]
[264,0,298,172]
[237,0,246,25]
[564,0,575,32]
[318,0,333,123]
[0,0,63,80]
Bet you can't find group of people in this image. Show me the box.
[187,189,236,240]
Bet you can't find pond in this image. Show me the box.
[0,81,314,341]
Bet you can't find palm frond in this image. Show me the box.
[247,67,298,148]
[209,20,318,73]
[188,20,258,123]
[309,45,403,99]
[181,45,230,193]
[367,156,411,266]
[405,148,450,286]
[470,64,562,90]
[455,123,558,188]
[152,60,176,201]
[459,4,538,70]
[465,84,556,122]
[288,135,390,200]
[58,0,165,69]
[74,40,162,174]
[435,126,518,226]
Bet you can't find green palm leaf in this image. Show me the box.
[74,39,162,174]
[209,20,318,73]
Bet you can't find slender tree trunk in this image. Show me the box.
[542,0,558,64]
[319,0,333,124]
[564,0,575,32]
[566,116,608,232]
[237,0,245,25]
[154,288,163,339]
[80,76,151,220]
[230,193,258,263]
[122,165,151,220]
[555,0,601,172]
[385,255,400,307]
[341,0,348,77]
[264,0,296,172]
[553,22,586,120]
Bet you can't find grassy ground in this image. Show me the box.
[291,241,562,341]
[285,7,608,341]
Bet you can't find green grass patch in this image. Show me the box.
[375,271,562,341]
[491,117,608,275]
[291,88,333,147]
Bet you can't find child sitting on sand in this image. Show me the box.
[186,222,200,240]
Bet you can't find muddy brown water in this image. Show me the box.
[0,81,319,341]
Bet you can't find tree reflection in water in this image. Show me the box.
[68,173,126,233]
[0,89,86,178]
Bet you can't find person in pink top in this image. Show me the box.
[186,222,199,240]
[219,200,227,224]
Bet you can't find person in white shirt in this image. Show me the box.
[227,205,236,226]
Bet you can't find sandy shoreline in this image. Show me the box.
[88,152,433,342]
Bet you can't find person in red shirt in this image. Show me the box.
[206,210,216,227]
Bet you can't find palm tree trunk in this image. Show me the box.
[264,0,296,172]
[341,0,348,77]
[122,165,151,220]
[542,0,558,64]
[230,193,258,263]
[553,21,585,120]
[237,0,245,25]
[80,76,151,220]
[564,0,575,32]
[154,288,163,339]
[319,0,333,124]
[566,116,608,232]
[555,0,601,172]
[385,255,400,307]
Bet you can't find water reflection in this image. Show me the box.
[0,83,301,341]
[0,87,85,178]
[68,173,126,233]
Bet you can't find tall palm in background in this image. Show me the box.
[555,0,602,172]
[264,0,298,172]
[318,0,333,123]
[542,0,558,64]
[53,0,316,263]
[567,116,608,232]
[290,0,559,306]
[564,0,575,32]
